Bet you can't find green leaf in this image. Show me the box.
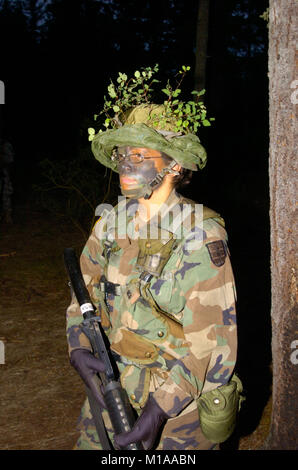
[113,105,120,112]
[202,119,211,126]
[172,89,181,98]
[134,71,141,78]
[118,73,127,81]
[108,84,116,98]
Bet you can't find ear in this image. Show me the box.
[172,163,182,172]
[167,163,182,177]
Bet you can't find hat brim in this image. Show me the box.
[91,123,207,173]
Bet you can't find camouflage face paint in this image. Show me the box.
[117,146,167,199]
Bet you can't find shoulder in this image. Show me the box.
[93,197,138,241]
[176,192,224,221]
[93,204,115,241]
[175,192,226,238]
[175,198,230,269]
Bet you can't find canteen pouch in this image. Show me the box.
[197,374,245,443]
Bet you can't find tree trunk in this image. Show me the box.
[266,0,298,449]
[194,0,210,94]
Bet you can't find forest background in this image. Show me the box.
[0,0,273,451]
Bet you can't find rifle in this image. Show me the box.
[64,247,143,451]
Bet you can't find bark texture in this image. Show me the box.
[267,0,298,449]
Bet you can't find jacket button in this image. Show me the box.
[145,351,152,358]
[145,242,151,248]
[158,331,164,337]
[130,394,136,401]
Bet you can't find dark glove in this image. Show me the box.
[114,395,169,450]
[70,348,106,408]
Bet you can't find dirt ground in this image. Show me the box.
[0,202,272,451]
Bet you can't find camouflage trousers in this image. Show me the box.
[73,397,218,450]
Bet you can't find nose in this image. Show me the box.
[118,159,133,173]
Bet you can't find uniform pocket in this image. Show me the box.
[123,281,140,306]
[149,271,173,306]
[149,271,185,318]
[120,365,151,410]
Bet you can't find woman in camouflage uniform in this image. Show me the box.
[66,104,238,450]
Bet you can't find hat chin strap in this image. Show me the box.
[143,160,180,200]
[120,161,180,200]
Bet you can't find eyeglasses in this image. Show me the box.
[112,151,163,164]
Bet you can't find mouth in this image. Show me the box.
[120,177,139,185]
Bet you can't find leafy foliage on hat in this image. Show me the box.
[88,65,214,140]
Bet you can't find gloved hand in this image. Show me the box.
[114,395,169,450]
[70,348,106,408]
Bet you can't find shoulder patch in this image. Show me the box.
[206,240,227,267]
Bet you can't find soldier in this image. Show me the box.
[66,103,238,450]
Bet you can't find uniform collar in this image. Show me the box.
[109,190,185,242]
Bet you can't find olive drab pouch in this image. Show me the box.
[197,374,245,443]
[136,231,176,277]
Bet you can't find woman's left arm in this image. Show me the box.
[152,220,238,417]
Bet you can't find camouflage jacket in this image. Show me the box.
[66,190,237,417]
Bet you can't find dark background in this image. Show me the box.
[0,0,271,444]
